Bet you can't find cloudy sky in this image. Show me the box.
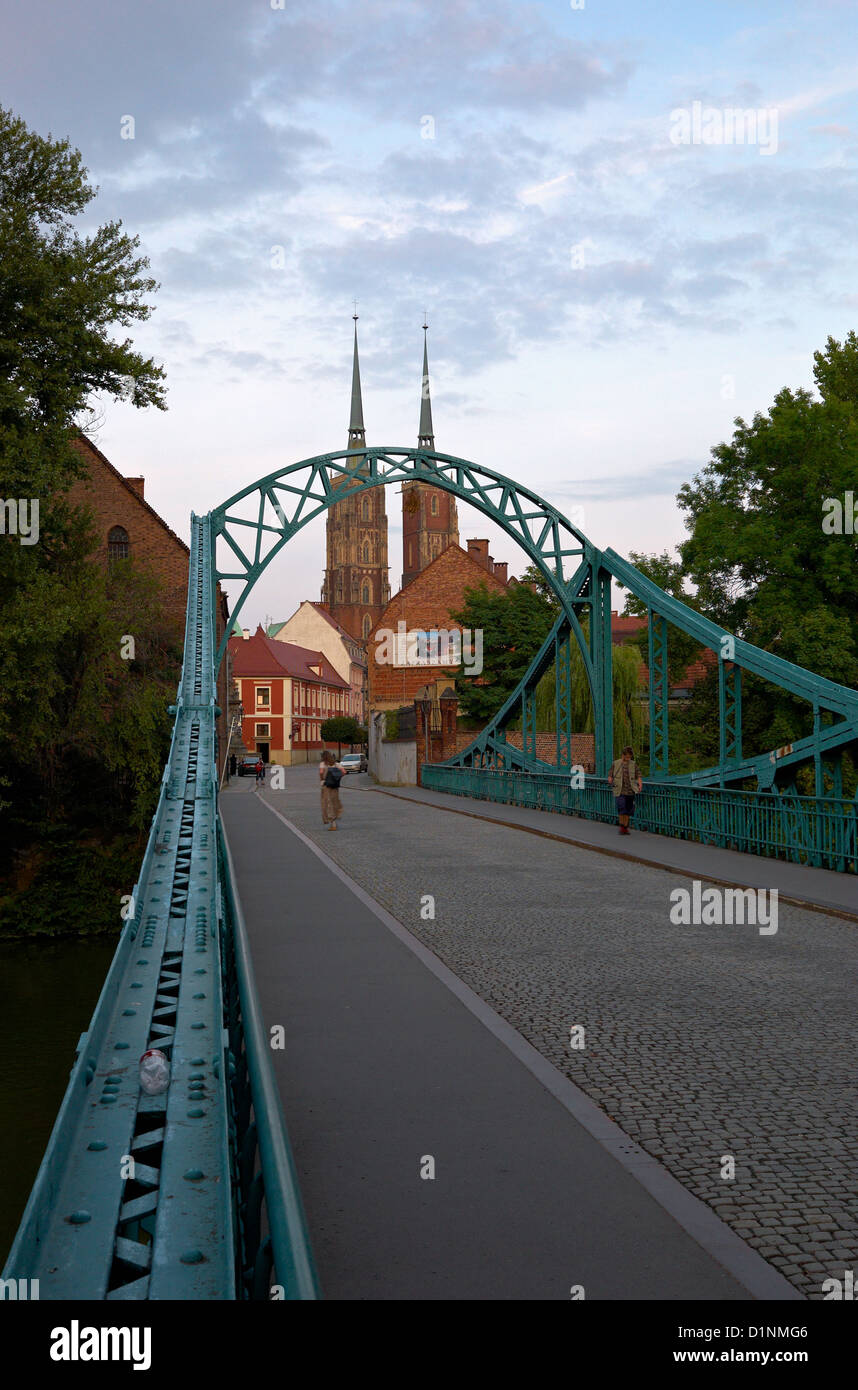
[4,0,857,625]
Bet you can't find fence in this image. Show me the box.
[420,765,858,874]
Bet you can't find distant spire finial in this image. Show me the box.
[418,319,434,450]
[348,310,365,449]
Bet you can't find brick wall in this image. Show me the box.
[453,729,595,769]
[68,434,230,755]
[368,543,507,709]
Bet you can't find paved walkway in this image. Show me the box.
[380,782,858,920]
[225,767,858,1298]
[219,769,838,1300]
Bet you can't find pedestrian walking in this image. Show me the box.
[608,745,642,835]
[255,757,264,785]
[319,749,348,830]
[229,753,237,777]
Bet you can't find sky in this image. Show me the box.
[3,0,857,625]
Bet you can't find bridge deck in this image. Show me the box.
[220,771,811,1300]
[380,783,858,920]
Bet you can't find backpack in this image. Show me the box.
[324,766,343,788]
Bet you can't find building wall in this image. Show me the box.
[401,481,459,588]
[272,601,367,722]
[368,543,508,711]
[369,713,417,785]
[454,730,595,770]
[67,434,230,755]
[321,472,391,641]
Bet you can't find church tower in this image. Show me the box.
[321,315,391,642]
[402,323,459,588]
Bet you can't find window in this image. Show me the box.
[256,686,270,710]
[362,497,370,520]
[362,584,370,604]
[431,494,438,515]
[108,525,129,562]
[362,613,372,638]
[363,542,370,562]
[255,723,270,737]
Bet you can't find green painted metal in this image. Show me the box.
[211,444,857,792]
[648,611,669,777]
[421,764,858,874]
[4,514,318,1300]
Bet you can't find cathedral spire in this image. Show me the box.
[348,311,365,447]
[418,320,434,449]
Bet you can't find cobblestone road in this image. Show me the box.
[244,769,858,1299]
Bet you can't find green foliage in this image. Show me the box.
[0,107,174,935]
[531,642,645,753]
[321,715,362,750]
[0,828,137,939]
[677,380,858,684]
[450,580,557,721]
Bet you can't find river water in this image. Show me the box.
[0,934,119,1266]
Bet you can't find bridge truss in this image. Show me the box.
[4,516,318,1299]
[6,446,857,1298]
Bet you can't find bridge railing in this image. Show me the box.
[420,765,858,874]
[218,817,320,1300]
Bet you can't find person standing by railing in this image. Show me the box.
[608,745,642,835]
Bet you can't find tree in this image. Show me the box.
[618,550,706,690]
[677,336,858,762]
[0,108,172,932]
[321,715,363,755]
[450,580,557,722]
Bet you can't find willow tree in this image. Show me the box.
[532,639,645,757]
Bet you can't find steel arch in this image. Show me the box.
[211,447,618,774]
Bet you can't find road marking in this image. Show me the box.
[254,793,802,1303]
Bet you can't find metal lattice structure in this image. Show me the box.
[213,447,858,795]
[4,517,318,1300]
[7,446,857,1299]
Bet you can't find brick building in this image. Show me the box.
[401,325,460,587]
[229,626,350,765]
[269,601,367,724]
[320,316,391,640]
[67,433,230,748]
[367,541,508,715]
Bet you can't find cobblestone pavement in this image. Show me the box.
[245,771,858,1299]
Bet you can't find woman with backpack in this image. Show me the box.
[319,749,348,831]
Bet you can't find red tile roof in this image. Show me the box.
[228,626,349,688]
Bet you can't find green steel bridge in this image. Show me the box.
[5,449,857,1298]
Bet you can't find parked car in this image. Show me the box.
[340,752,367,773]
[237,755,261,777]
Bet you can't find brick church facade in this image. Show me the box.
[320,317,391,641]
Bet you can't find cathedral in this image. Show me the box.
[320,317,458,641]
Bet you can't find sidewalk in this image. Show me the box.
[376,784,858,920]
[221,785,799,1301]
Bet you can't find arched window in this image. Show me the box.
[362,613,372,638]
[108,525,129,562]
[361,497,370,520]
[431,494,438,515]
[363,542,370,562]
[362,583,370,604]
